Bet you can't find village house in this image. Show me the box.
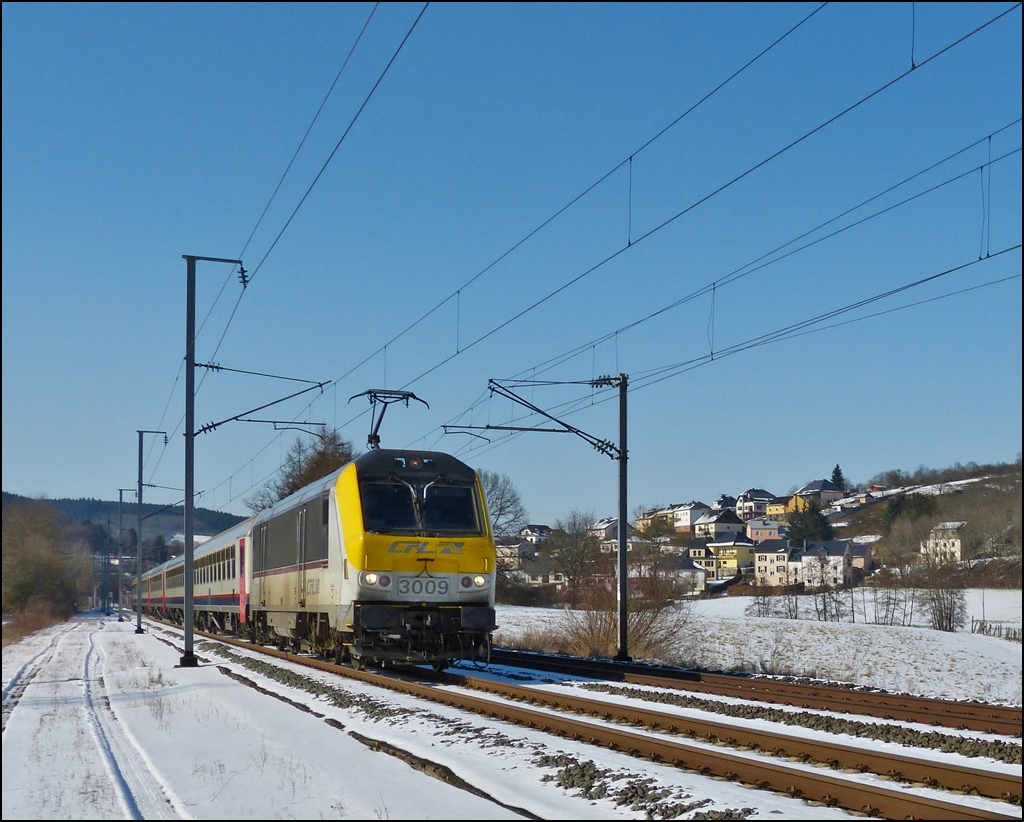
[656,552,707,594]
[833,491,875,511]
[518,524,553,545]
[788,547,805,585]
[850,541,874,573]
[496,538,538,570]
[672,501,711,533]
[765,496,791,522]
[707,532,756,580]
[686,540,719,579]
[711,494,737,511]
[516,557,567,591]
[735,488,775,521]
[597,533,648,554]
[693,508,745,542]
[793,479,846,508]
[746,518,784,543]
[589,517,621,542]
[753,539,791,587]
[921,521,968,562]
[799,541,853,588]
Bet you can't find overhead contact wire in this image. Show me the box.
[518,139,1023,381]
[150,4,424,489]
[395,5,1020,392]
[325,2,827,390]
[447,251,1022,462]
[149,4,382,466]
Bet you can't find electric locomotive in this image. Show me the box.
[139,449,497,669]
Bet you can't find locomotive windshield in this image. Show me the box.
[360,477,484,536]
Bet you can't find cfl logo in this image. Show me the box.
[388,541,433,555]
[387,541,465,554]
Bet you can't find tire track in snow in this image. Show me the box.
[83,626,190,819]
[1,623,75,733]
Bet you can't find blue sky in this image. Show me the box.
[3,2,1021,528]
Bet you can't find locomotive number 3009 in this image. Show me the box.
[396,577,450,598]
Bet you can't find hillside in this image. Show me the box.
[0,491,245,542]
[826,463,1022,586]
[830,464,1021,538]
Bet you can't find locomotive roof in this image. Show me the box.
[353,449,477,483]
[250,449,478,526]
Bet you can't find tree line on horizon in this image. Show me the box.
[3,432,1020,642]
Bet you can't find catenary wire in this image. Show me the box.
[195,2,830,506]
[228,6,1019,505]
[205,4,1021,507]
[322,3,829,390]
[441,249,1021,463]
[510,138,1023,382]
[389,3,1021,393]
[147,4,422,484]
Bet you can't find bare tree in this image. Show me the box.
[562,545,696,659]
[780,585,802,619]
[749,577,775,618]
[547,509,600,605]
[871,514,931,626]
[869,566,915,626]
[2,500,91,619]
[919,556,967,632]
[477,469,529,541]
[808,552,843,622]
[245,430,357,513]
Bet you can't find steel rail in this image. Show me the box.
[442,670,1022,805]
[490,648,1024,736]
[176,625,1020,820]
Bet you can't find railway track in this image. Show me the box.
[490,647,1024,736]
[163,622,1021,820]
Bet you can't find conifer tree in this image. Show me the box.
[787,501,835,545]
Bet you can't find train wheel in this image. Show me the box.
[472,636,491,669]
[432,658,449,673]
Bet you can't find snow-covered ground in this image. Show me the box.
[2,590,1020,820]
[495,589,1023,706]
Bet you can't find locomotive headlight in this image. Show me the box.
[361,572,391,588]
[461,574,489,589]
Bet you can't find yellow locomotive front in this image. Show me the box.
[336,450,497,668]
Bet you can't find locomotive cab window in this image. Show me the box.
[423,484,479,533]
[360,482,418,532]
[359,478,483,536]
